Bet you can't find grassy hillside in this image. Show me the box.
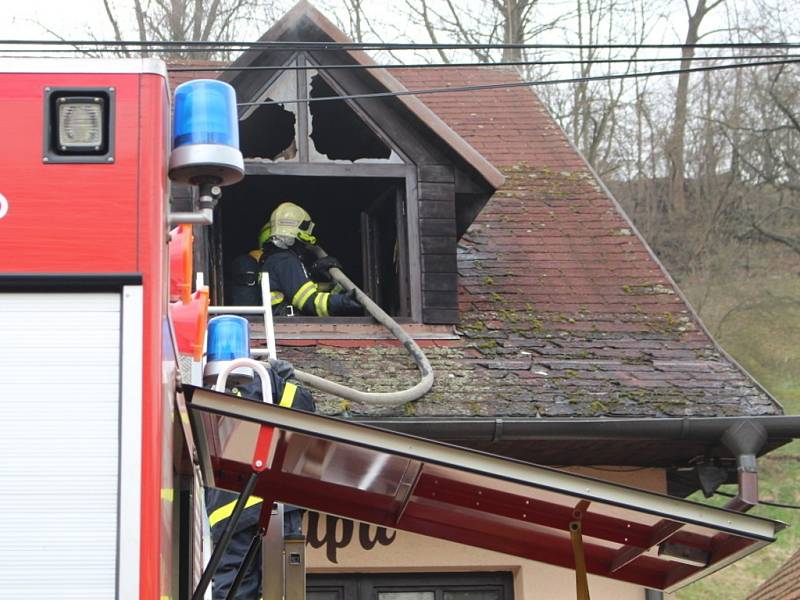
[674,273,800,600]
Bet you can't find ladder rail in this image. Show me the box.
[207,275,276,360]
[198,275,294,600]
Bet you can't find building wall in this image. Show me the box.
[305,467,666,599]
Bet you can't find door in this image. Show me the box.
[0,286,142,599]
[360,184,409,316]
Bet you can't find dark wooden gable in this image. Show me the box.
[219,6,498,324]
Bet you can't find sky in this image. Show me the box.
[0,0,735,48]
[1,0,797,64]
[3,0,107,39]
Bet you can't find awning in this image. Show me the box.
[183,385,783,593]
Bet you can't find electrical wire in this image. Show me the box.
[2,47,791,75]
[166,53,800,73]
[2,48,794,67]
[2,39,800,52]
[714,490,800,510]
[234,57,800,107]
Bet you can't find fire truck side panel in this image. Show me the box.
[135,72,173,600]
[0,73,140,273]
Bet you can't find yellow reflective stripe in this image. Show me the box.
[270,291,284,306]
[314,292,330,317]
[279,382,298,407]
[208,496,263,528]
[248,249,263,261]
[292,281,317,309]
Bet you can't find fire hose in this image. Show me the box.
[289,244,434,407]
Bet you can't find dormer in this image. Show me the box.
[198,1,502,324]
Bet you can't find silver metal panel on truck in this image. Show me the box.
[0,292,122,599]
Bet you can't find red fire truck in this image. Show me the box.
[0,58,215,599]
[0,57,787,600]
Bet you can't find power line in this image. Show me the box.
[2,47,794,65]
[2,39,800,52]
[235,57,800,107]
[166,54,800,73]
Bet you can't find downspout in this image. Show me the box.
[720,420,767,512]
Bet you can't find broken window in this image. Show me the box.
[239,69,299,160]
[238,55,401,164]
[308,75,391,161]
[239,101,296,160]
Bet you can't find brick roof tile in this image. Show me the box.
[749,547,800,600]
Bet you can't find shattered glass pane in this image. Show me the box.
[240,69,298,160]
[308,74,392,161]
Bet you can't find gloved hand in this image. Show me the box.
[338,288,363,315]
[310,256,342,283]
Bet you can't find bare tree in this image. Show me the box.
[100,0,280,59]
[403,0,563,64]
[666,0,725,214]
[319,0,376,43]
[727,64,800,256]
[538,0,665,177]
[494,0,538,61]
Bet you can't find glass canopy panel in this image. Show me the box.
[184,386,783,593]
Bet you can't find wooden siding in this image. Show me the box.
[418,167,458,324]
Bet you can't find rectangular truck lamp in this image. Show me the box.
[57,97,104,150]
[43,87,115,163]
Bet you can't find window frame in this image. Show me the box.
[221,161,423,322]
[238,52,406,165]
[307,571,514,600]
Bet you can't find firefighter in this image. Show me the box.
[205,359,314,600]
[259,202,362,316]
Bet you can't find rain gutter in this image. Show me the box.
[354,415,800,444]
[356,415,800,512]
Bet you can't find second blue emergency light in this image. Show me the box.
[204,315,253,385]
[168,79,244,186]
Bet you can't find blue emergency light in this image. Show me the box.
[204,315,253,385]
[173,80,238,148]
[168,79,244,186]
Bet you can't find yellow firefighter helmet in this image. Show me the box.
[268,202,316,245]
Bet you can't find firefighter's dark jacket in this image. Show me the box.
[229,250,263,306]
[261,245,357,316]
[230,244,358,316]
[205,369,313,599]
